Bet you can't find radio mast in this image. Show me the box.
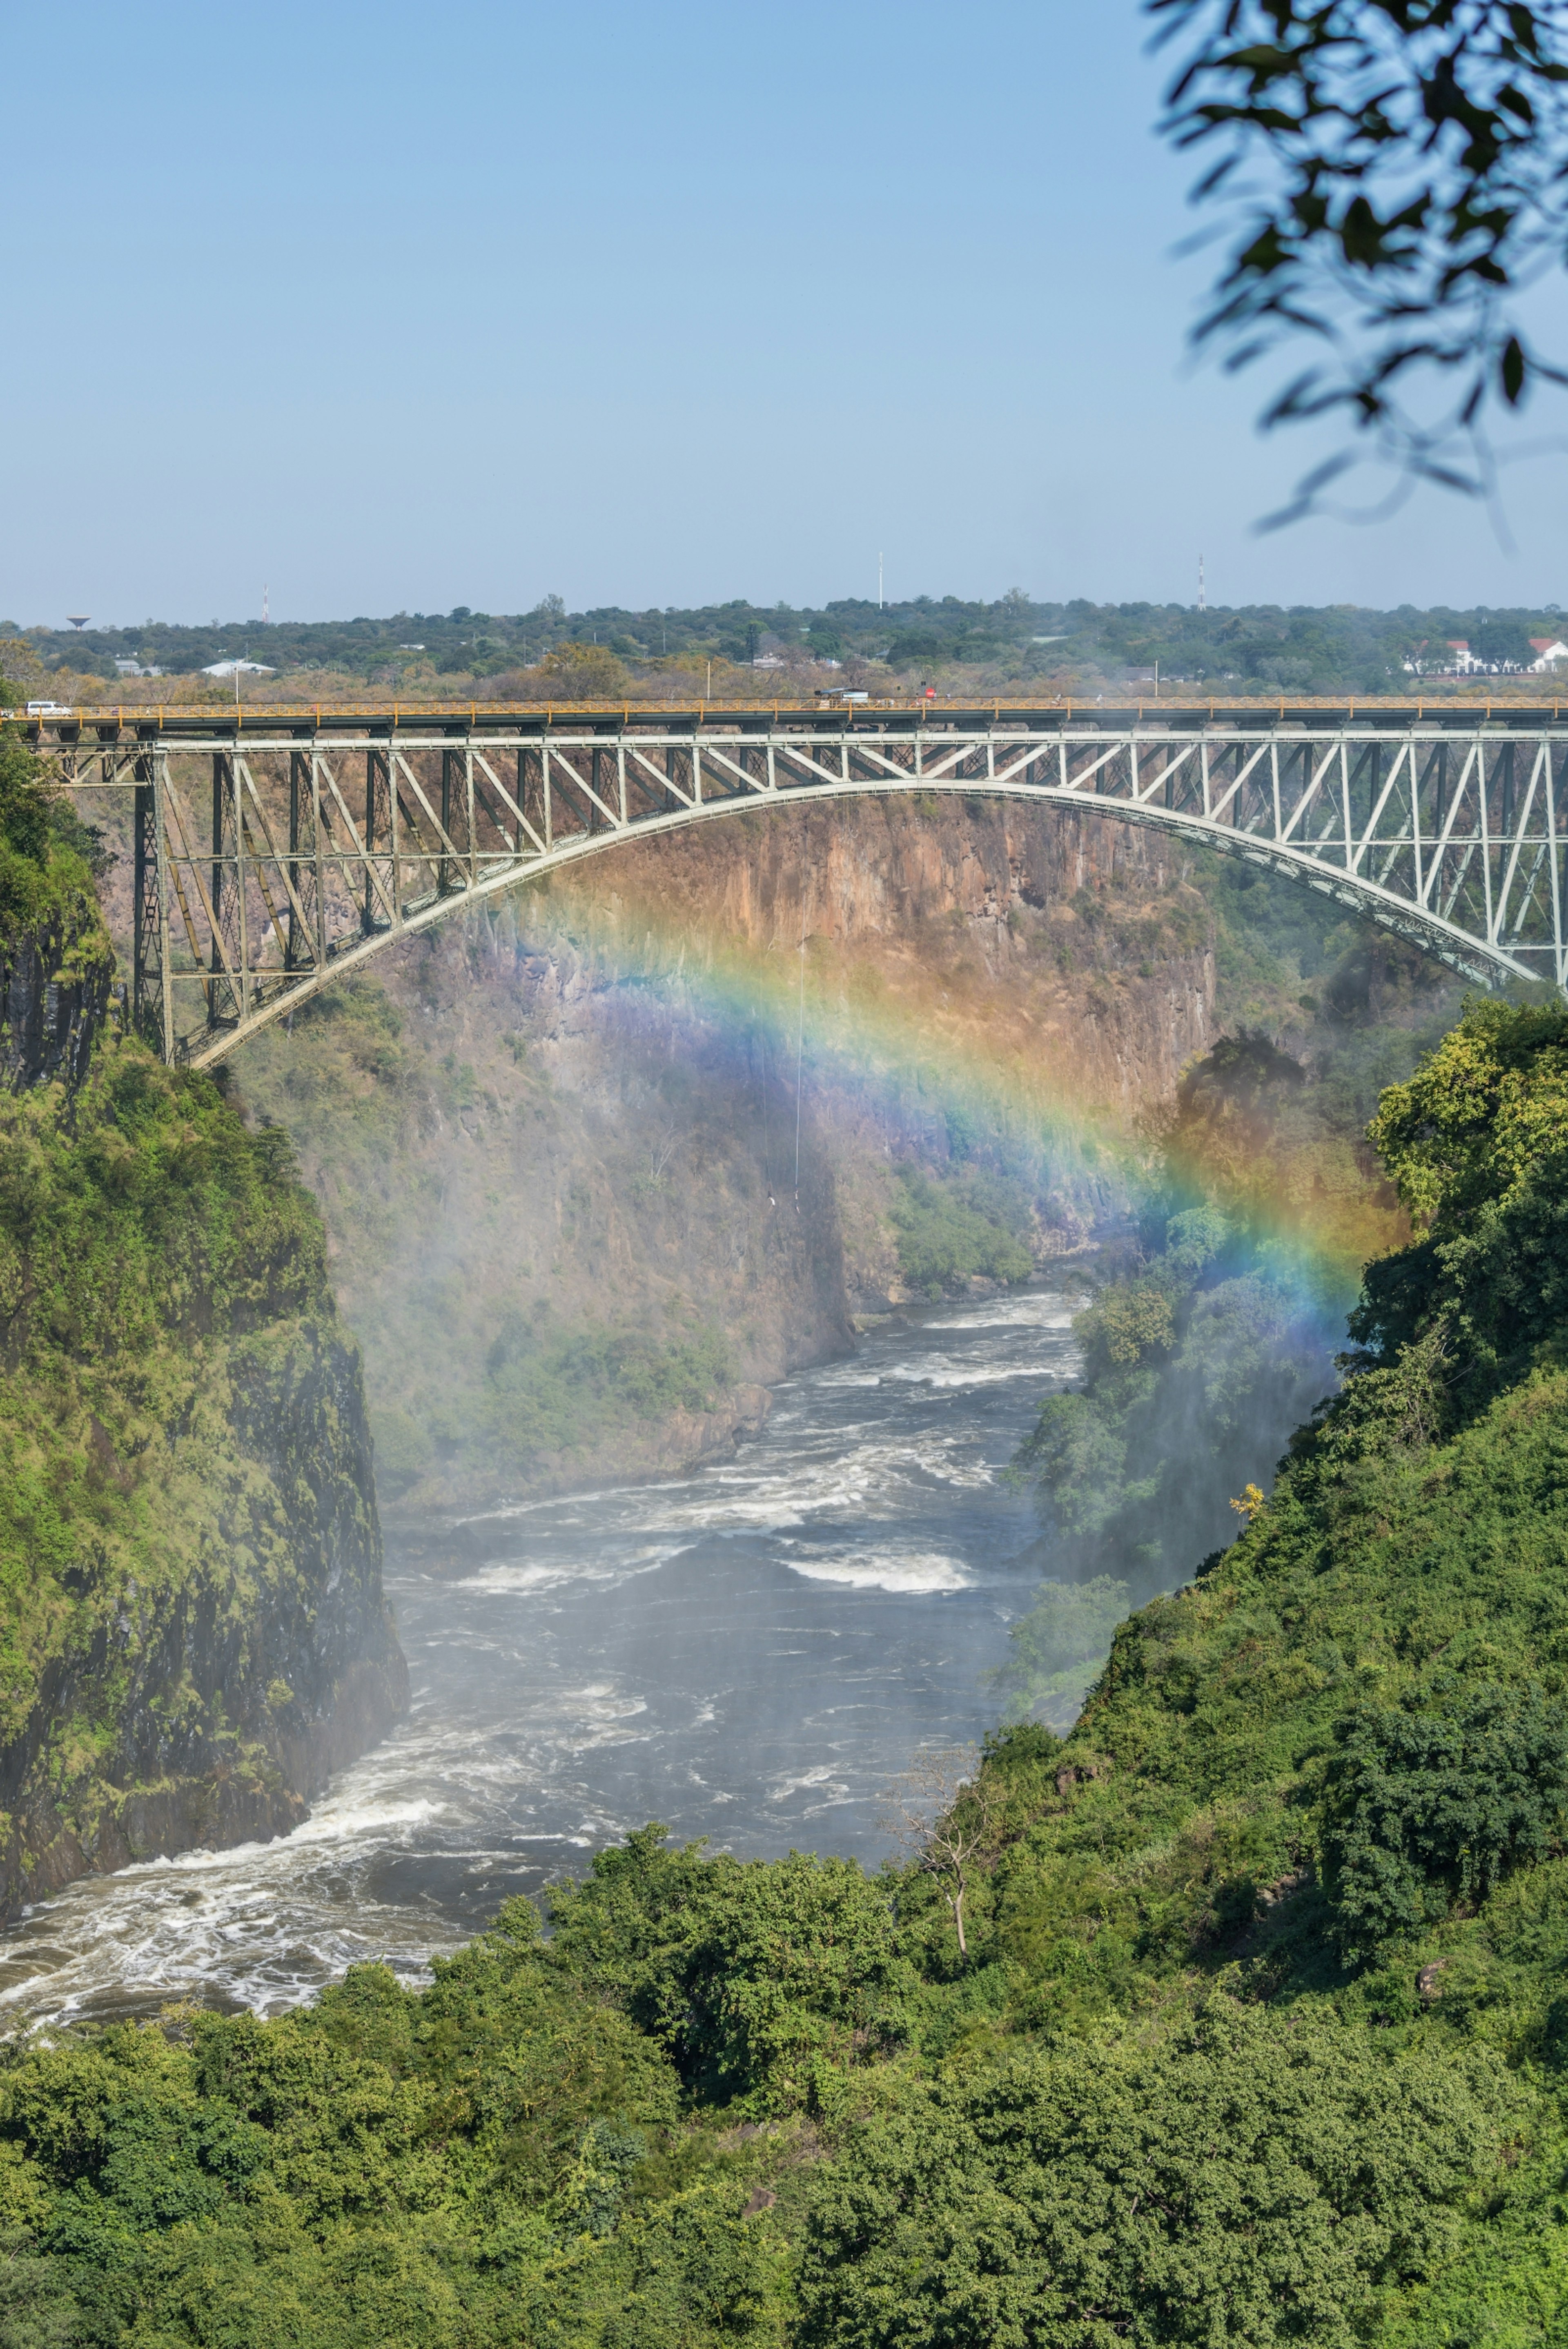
[1197,555,1206,614]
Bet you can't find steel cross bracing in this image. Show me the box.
[59,716,1568,1064]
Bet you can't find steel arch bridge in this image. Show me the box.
[38,699,1568,1065]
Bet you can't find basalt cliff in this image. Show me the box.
[0,823,406,1915]
[229,795,1455,1516]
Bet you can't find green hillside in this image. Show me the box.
[0,996,1564,2342]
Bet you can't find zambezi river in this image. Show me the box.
[0,1286,1083,2030]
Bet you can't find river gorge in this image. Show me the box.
[6,706,1558,2344]
[0,787,1455,2023]
[0,1283,1079,2030]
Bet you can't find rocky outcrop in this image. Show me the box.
[0,871,114,1094]
[231,798,1223,1516]
[609,796,1217,1112]
[0,877,408,1915]
[536,797,1219,1315]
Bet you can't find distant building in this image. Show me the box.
[1405,638,1488,677]
[114,659,163,677]
[1530,637,1568,669]
[200,659,275,678]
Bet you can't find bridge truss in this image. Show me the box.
[48,708,1568,1063]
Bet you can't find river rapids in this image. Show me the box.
[0,1285,1082,2030]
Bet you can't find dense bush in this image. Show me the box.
[889,1166,1033,1296]
[548,1828,911,2113]
[1351,999,1568,1418]
[0,735,106,924]
[797,2008,1504,2349]
[0,737,51,867]
[1321,1685,1568,1961]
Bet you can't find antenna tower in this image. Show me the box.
[262,582,270,625]
[1197,555,1206,614]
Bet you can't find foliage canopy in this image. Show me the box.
[1152,0,1568,516]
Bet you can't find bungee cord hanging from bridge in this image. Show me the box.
[29,697,1568,1063]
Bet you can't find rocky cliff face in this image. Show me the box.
[236,799,1227,1514]
[0,866,113,1094]
[581,798,1218,1304]
[621,796,1217,1115]
[2,1310,408,1910]
[0,881,407,1917]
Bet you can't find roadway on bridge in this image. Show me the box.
[21,693,1568,744]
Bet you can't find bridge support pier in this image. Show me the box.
[131,753,172,1059]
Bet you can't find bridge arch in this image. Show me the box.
[52,707,1567,1063]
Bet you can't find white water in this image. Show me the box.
[0,1285,1081,2031]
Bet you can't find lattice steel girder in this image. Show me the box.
[57,719,1568,1064]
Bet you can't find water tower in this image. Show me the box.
[65,615,90,630]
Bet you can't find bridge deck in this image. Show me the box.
[16,694,1568,744]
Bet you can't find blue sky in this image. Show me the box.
[9,0,1568,626]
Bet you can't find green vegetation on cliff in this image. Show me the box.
[889,1164,1034,1297]
[1009,1002,1432,1622]
[3,998,1567,2342]
[0,739,402,1910]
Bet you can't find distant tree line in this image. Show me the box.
[7,592,1568,693]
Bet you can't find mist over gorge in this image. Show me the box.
[13,679,1568,2349]
[17,0,1568,2320]
[234,797,1246,1516]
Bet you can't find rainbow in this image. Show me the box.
[495,855,1402,1331]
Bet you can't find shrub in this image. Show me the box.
[548,1828,911,2113]
[1320,1684,1568,1963]
[889,1167,1033,1296]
